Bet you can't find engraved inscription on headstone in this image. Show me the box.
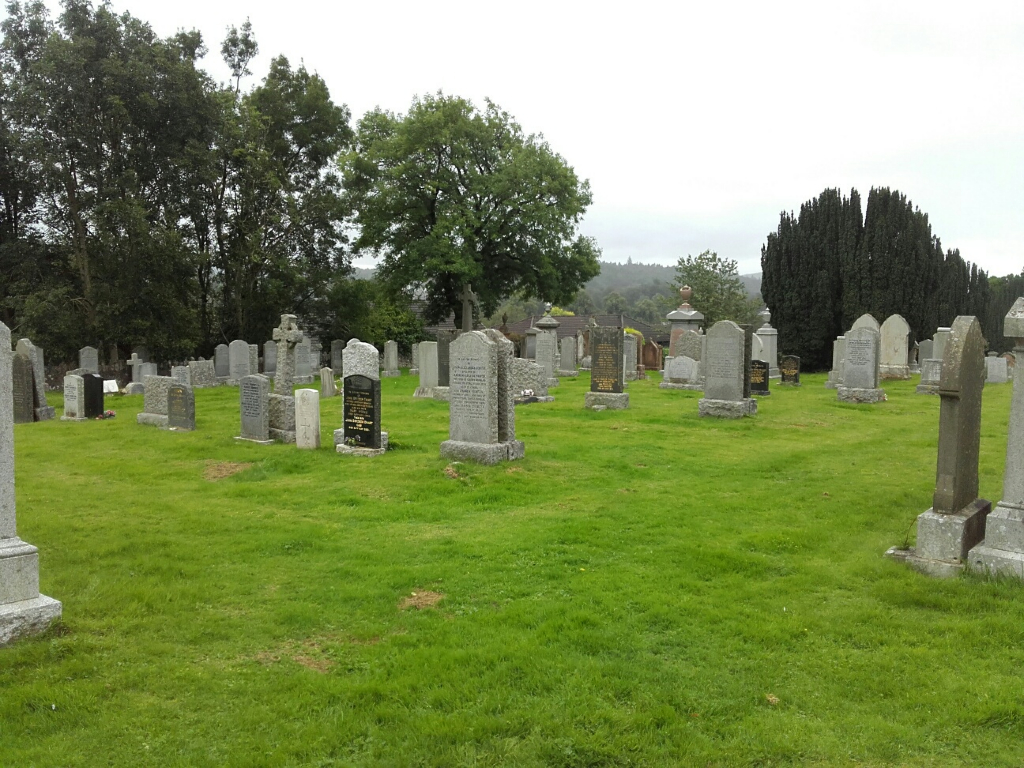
[343,375,381,449]
[167,384,195,431]
[780,355,800,385]
[239,374,270,441]
[589,327,624,394]
[11,354,34,424]
[750,360,770,396]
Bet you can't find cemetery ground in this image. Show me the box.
[4,373,1024,767]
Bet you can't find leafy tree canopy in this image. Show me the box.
[674,250,759,326]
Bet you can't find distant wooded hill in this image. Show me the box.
[585,260,761,301]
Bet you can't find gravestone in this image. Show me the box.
[79,346,99,374]
[779,355,801,386]
[750,334,763,365]
[837,327,885,404]
[750,360,771,397]
[851,313,879,332]
[439,330,523,464]
[171,365,191,386]
[214,344,229,379]
[137,375,174,427]
[269,394,296,443]
[985,352,1008,384]
[754,307,780,377]
[309,337,322,371]
[188,360,217,388]
[660,355,701,390]
[825,336,845,389]
[15,340,53,421]
[11,353,34,424]
[249,344,259,375]
[535,313,561,386]
[382,340,400,377]
[436,330,456,389]
[667,286,705,355]
[320,367,337,398]
[909,342,920,374]
[917,358,942,395]
[879,314,911,380]
[511,358,552,403]
[410,342,420,375]
[919,338,934,364]
[294,389,321,450]
[295,337,312,383]
[887,316,989,577]
[414,341,439,399]
[127,352,145,386]
[336,375,387,456]
[585,326,629,410]
[236,374,272,444]
[622,333,638,382]
[331,339,344,374]
[82,373,104,418]
[342,339,379,381]
[699,320,756,418]
[139,362,157,379]
[558,336,578,377]
[263,340,277,376]
[524,328,537,360]
[228,340,251,383]
[0,321,62,645]
[272,314,303,394]
[62,375,86,421]
[166,384,195,431]
[969,298,1024,577]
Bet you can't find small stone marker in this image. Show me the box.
[879,314,912,380]
[969,298,1024,577]
[236,374,272,444]
[11,354,34,424]
[779,355,801,386]
[558,336,578,377]
[188,360,217,388]
[166,384,195,431]
[382,340,400,377]
[699,320,756,418]
[585,326,629,411]
[511,358,553,403]
[524,329,537,360]
[137,375,174,427]
[919,338,934,363]
[82,373,104,418]
[660,355,700,390]
[917,358,942,395]
[985,352,1008,384]
[336,374,386,456]
[272,314,303,394]
[750,360,770,397]
[214,344,229,379]
[264,340,277,376]
[171,365,191,386]
[837,327,884,404]
[888,316,990,577]
[414,341,439,398]
[228,340,250,382]
[62,375,86,421]
[0,321,62,645]
[320,367,337,398]
[79,345,99,374]
[294,389,321,449]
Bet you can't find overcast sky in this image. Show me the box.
[35,1,1024,276]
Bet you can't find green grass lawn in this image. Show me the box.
[3,371,1024,766]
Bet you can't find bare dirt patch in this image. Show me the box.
[254,637,335,673]
[204,461,252,481]
[399,590,445,611]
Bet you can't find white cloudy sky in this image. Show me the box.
[36,1,1024,275]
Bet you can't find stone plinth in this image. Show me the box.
[335,431,389,457]
[837,387,886,404]
[584,391,629,411]
[887,499,991,578]
[698,398,757,419]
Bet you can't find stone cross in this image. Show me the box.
[127,353,144,384]
[458,283,478,334]
[271,314,303,394]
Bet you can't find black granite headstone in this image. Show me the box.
[12,353,34,424]
[590,326,624,394]
[82,373,104,418]
[343,374,381,449]
[436,330,456,387]
[780,355,801,385]
[750,360,770,396]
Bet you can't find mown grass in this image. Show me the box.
[3,371,1024,766]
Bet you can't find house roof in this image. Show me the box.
[499,314,667,343]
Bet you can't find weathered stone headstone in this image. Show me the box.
[309,337,322,371]
[879,314,911,379]
[171,365,191,386]
[228,340,251,383]
[622,333,638,382]
[825,336,845,389]
[82,373,104,418]
[511,358,552,403]
[524,329,537,360]
[852,313,880,332]
[166,384,195,431]
[382,340,400,377]
[917,358,942,395]
[750,360,770,397]
[919,338,934,363]
[11,354,34,424]
[15,340,53,421]
[342,339,379,381]
[236,374,272,444]
[294,389,321,449]
[139,362,157,380]
[535,326,558,387]
[79,346,99,374]
[336,375,386,455]
[414,341,439,399]
[331,339,344,374]
[272,314,303,394]
[127,353,145,384]
[838,327,885,404]
[188,359,217,388]
[558,336,578,377]
[62,375,86,421]
[667,286,705,356]
[263,340,277,377]
[933,327,952,362]
[985,352,1008,384]
[969,298,1024,576]
[137,375,174,427]
[436,330,456,388]
[750,333,763,365]
[0,321,62,645]
[214,344,229,379]
[699,320,756,418]
[295,336,312,383]
[269,394,296,443]
[779,355,801,386]
[585,326,629,411]
[249,344,259,375]
[410,342,420,375]
[660,355,702,390]
[320,367,337,398]
[888,316,989,577]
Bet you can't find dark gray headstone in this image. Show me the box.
[82,373,104,418]
[214,344,229,378]
[229,339,250,381]
[331,339,344,373]
[343,374,381,449]
[750,360,770,396]
[264,340,277,376]
[780,355,801,385]
[437,330,457,387]
[167,384,195,431]
[704,321,745,402]
[239,374,270,441]
[590,326,624,394]
[11,353,34,424]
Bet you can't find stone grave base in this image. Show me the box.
[515,395,555,405]
[270,428,296,444]
[887,499,991,578]
[413,387,435,399]
[584,392,629,411]
[967,503,1024,577]
[125,383,145,395]
[547,378,559,388]
[769,369,780,379]
[34,406,55,421]
[432,387,450,402]
[880,365,910,380]
[659,382,703,390]
[837,387,886,404]
[624,373,638,382]
[884,546,964,579]
[915,383,938,395]
[335,430,389,457]
[409,368,419,376]
[60,415,87,422]
[440,439,525,465]
[824,380,838,390]
[136,413,169,428]
[557,370,579,378]
[752,390,771,397]
[382,370,400,378]
[234,435,274,445]
[0,595,62,647]
[698,398,757,419]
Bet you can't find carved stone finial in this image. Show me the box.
[679,285,693,304]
